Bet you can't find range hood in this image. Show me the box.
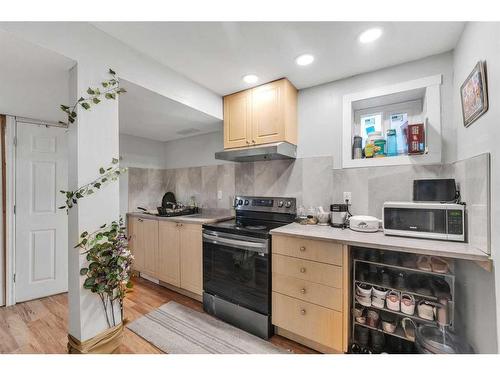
[215,142,297,162]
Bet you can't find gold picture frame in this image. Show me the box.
[460,61,488,127]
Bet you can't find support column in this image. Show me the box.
[67,63,120,345]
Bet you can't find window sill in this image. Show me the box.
[342,152,441,169]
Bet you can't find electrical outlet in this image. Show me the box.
[343,191,352,203]
[217,190,223,200]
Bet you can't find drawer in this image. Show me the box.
[272,273,342,312]
[272,235,343,266]
[272,254,342,288]
[272,292,342,351]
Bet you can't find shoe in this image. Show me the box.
[392,271,406,290]
[401,318,417,341]
[356,283,372,307]
[372,286,387,308]
[350,343,361,354]
[355,325,369,346]
[381,251,400,266]
[387,336,403,353]
[401,253,417,268]
[366,309,380,328]
[430,256,450,274]
[417,255,432,272]
[386,290,401,311]
[401,293,416,315]
[401,340,415,353]
[430,277,451,299]
[381,311,397,333]
[417,300,436,321]
[380,268,392,286]
[408,273,432,296]
[370,330,385,353]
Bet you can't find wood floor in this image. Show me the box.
[0,277,316,354]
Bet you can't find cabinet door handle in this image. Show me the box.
[300,288,306,294]
[252,140,256,144]
[299,246,306,252]
[300,267,306,273]
[300,309,306,315]
[138,218,143,222]
[246,140,250,145]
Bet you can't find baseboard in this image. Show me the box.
[274,327,342,354]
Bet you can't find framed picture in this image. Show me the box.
[460,61,488,127]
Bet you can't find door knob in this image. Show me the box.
[300,309,306,315]
[299,246,306,252]
[300,267,306,273]
[300,288,306,294]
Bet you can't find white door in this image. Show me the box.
[15,122,68,302]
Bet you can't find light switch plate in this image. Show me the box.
[217,190,223,200]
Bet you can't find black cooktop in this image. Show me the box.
[203,219,287,239]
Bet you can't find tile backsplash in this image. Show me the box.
[128,153,490,254]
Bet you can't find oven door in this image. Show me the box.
[202,230,270,315]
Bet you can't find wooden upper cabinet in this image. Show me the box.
[223,78,297,149]
[223,90,252,149]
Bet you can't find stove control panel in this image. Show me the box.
[234,196,296,213]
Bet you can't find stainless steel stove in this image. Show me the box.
[202,196,296,339]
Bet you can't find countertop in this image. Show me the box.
[270,223,490,262]
[127,209,234,225]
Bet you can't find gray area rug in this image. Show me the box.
[127,301,288,354]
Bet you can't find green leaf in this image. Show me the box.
[109,68,116,75]
[79,268,88,276]
[68,117,75,124]
[60,105,70,111]
[101,177,107,183]
[99,167,105,174]
[83,277,95,288]
[80,231,88,238]
[105,93,113,99]
[93,97,101,104]
[87,87,95,95]
[102,81,109,88]
[78,97,85,102]
[81,102,91,110]
[112,158,119,164]
[75,192,83,199]
[58,205,66,210]
[126,281,133,289]
[71,112,77,118]
[93,182,101,189]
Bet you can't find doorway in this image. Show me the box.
[13,120,68,303]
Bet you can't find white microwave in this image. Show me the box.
[383,202,465,242]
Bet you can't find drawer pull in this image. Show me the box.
[300,288,306,294]
[300,309,306,315]
[299,246,306,252]
[138,218,144,222]
[300,267,306,273]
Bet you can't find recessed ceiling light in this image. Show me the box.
[242,74,258,84]
[295,54,315,66]
[359,28,383,44]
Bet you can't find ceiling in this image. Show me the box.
[94,22,465,95]
[119,79,222,141]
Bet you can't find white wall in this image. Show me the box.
[0,30,71,122]
[298,52,455,167]
[163,130,229,169]
[452,22,500,353]
[119,133,168,216]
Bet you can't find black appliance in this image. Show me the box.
[202,196,296,339]
[413,179,457,202]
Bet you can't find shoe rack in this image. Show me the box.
[350,247,455,354]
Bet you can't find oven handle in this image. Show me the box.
[202,233,268,253]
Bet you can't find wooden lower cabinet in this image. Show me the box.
[179,223,203,295]
[272,292,343,352]
[128,216,158,276]
[272,234,349,353]
[128,216,203,297]
[158,221,181,287]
